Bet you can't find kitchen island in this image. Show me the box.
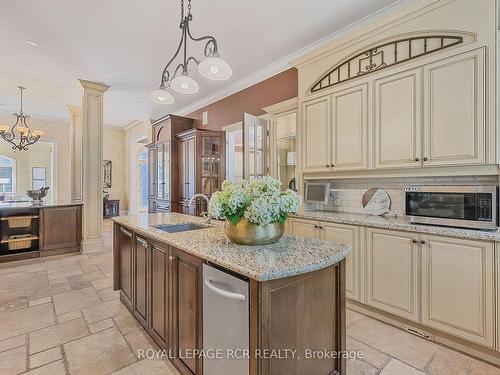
[112,212,351,375]
[0,200,82,262]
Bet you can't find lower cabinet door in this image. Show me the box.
[421,235,494,347]
[322,223,361,301]
[289,218,318,238]
[134,236,149,328]
[171,247,203,375]
[150,244,169,347]
[366,228,420,322]
[117,226,133,307]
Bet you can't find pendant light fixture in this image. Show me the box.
[0,86,44,151]
[149,0,232,104]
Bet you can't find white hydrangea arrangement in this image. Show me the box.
[208,177,302,226]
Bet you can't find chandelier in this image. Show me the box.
[149,0,232,104]
[0,86,44,151]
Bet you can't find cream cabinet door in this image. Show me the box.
[366,228,419,322]
[321,223,361,301]
[302,96,331,173]
[330,84,368,171]
[423,48,485,166]
[421,235,494,348]
[288,218,319,238]
[374,69,422,169]
[496,245,500,352]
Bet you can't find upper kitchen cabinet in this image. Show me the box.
[297,27,493,176]
[264,98,298,191]
[302,95,331,173]
[330,83,368,171]
[423,48,485,166]
[374,69,422,169]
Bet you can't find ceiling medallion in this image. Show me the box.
[149,0,232,104]
[0,86,44,151]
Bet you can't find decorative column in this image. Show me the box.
[78,79,110,253]
[67,105,83,202]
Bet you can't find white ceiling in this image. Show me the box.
[0,0,401,127]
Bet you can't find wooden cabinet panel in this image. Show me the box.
[150,244,168,347]
[374,69,422,169]
[423,48,485,166]
[260,264,345,375]
[421,235,494,347]
[41,206,81,252]
[331,84,368,171]
[322,223,361,301]
[289,218,318,238]
[171,247,202,375]
[302,96,331,173]
[134,236,149,327]
[366,228,419,321]
[117,225,133,307]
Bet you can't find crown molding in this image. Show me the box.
[124,120,146,132]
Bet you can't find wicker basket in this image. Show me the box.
[2,234,38,251]
[1,215,38,229]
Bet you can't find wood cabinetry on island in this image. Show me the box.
[112,213,350,375]
[0,202,82,262]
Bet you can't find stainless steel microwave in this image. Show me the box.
[404,186,498,230]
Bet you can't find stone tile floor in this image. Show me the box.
[0,220,497,374]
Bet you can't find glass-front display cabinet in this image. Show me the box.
[264,98,298,191]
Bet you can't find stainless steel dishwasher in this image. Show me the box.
[203,264,249,375]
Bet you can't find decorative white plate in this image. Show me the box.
[362,188,392,216]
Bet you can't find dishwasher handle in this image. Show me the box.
[204,277,246,301]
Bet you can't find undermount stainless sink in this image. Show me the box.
[152,222,208,233]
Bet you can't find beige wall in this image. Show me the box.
[103,126,126,208]
[0,141,53,199]
[125,121,149,215]
[0,113,127,206]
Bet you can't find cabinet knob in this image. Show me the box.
[421,240,426,245]
[318,225,324,230]
[412,239,418,244]
[169,256,174,262]
[415,158,419,162]
[423,157,428,161]
[325,164,330,168]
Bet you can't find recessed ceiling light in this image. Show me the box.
[25,40,39,47]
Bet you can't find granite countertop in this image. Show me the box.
[292,210,500,242]
[112,213,351,281]
[0,199,83,210]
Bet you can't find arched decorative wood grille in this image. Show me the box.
[311,35,463,93]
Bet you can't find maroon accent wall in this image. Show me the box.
[187,68,298,130]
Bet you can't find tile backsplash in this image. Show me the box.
[303,175,499,217]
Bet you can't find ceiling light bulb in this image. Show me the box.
[198,56,232,81]
[148,89,174,104]
[170,75,199,95]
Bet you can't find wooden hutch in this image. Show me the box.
[148,115,225,216]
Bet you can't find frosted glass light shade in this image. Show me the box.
[149,89,174,104]
[198,57,232,80]
[32,130,45,137]
[0,124,10,132]
[170,74,199,94]
[16,126,29,134]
